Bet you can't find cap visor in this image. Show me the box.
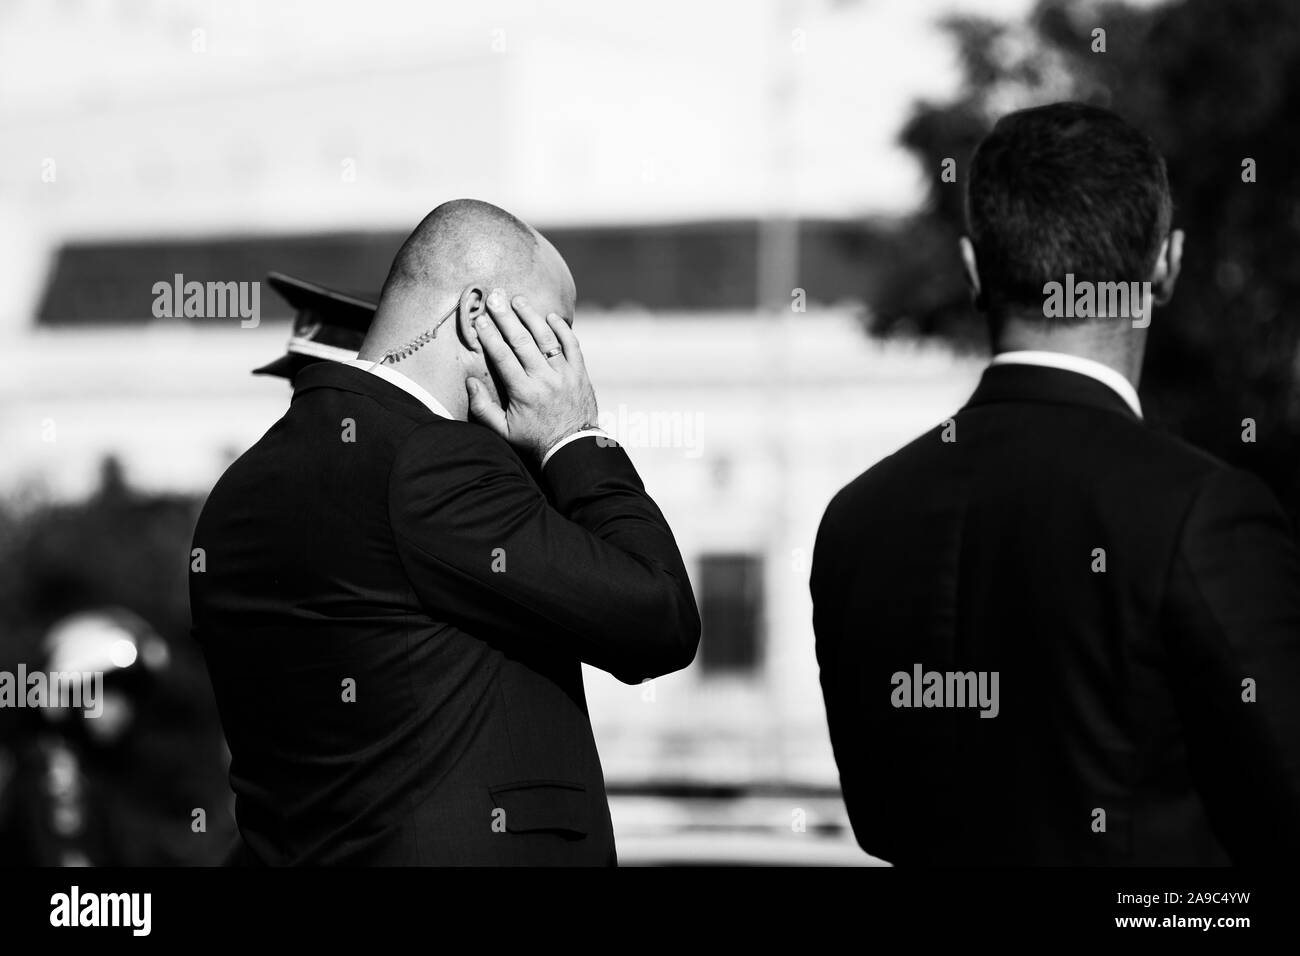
[251,354,311,379]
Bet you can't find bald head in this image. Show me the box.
[376,198,573,319]
[356,200,577,414]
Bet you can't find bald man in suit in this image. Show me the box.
[193,199,699,865]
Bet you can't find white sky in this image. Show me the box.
[0,0,1047,230]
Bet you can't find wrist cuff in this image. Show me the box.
[541,428,613,468]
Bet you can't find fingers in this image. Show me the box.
[474,299,525,387]
[546,313,586,369]
[485,290,549,374]
[512,296,563,362]
[465,377,508,437]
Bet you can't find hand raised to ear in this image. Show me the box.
[466,290,598,462]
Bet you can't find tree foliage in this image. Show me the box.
[877,0,1300,514]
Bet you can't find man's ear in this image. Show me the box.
[959,236,985,310]
[456,285,487,349]
[1151,229,1184,306]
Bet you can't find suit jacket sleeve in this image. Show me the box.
[809,491,879,855]
[388,423,700,684]
[1163,466,1300,862]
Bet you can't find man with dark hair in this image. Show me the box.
[812,102,1300,865]
[963,101,1173,327]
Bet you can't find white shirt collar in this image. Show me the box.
[989,350,1142,419]
[343,359,454,420]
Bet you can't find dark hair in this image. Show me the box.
[965,102,1172,318]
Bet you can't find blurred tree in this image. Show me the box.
[876,0,1300,516]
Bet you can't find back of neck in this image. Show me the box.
[992,315,1145,389]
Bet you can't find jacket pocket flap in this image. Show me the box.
[488,780,589,837]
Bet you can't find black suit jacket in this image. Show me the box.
[191,363,699,865]
[812,363,1300,865]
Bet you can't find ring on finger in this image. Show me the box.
[543,347,563,359]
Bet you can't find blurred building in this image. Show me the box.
[0,0,997,862]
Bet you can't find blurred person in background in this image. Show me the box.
[0,461,237,866]
[0,609,169,866]
[253,272,377,385]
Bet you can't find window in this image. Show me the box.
[697,553,764,674]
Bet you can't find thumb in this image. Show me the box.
[466,376,508,437]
